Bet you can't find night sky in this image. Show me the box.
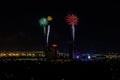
[0,0,120,51]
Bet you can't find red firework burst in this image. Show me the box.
[65,14,79,26]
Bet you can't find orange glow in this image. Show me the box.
[47,16,52,21]
[52,44,57,48]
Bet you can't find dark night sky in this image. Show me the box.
[0,0,120,51]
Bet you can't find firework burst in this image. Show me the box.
[65,14,79,41]
[65,14,79,26]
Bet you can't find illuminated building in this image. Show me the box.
[0,51,46,61]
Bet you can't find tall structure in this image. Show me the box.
[44,43,58,61]
[51,44,58,59]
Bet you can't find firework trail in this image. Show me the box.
[65,14,78,42]
[47,25,50,46]
[43,26,46,35]
[46,16,52,46]
[38,16,53,46]
[72,24,75,42]
[65,13,79,58]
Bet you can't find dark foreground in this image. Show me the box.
[0,59,120,80]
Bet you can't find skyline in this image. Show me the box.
[0,0,120,51]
